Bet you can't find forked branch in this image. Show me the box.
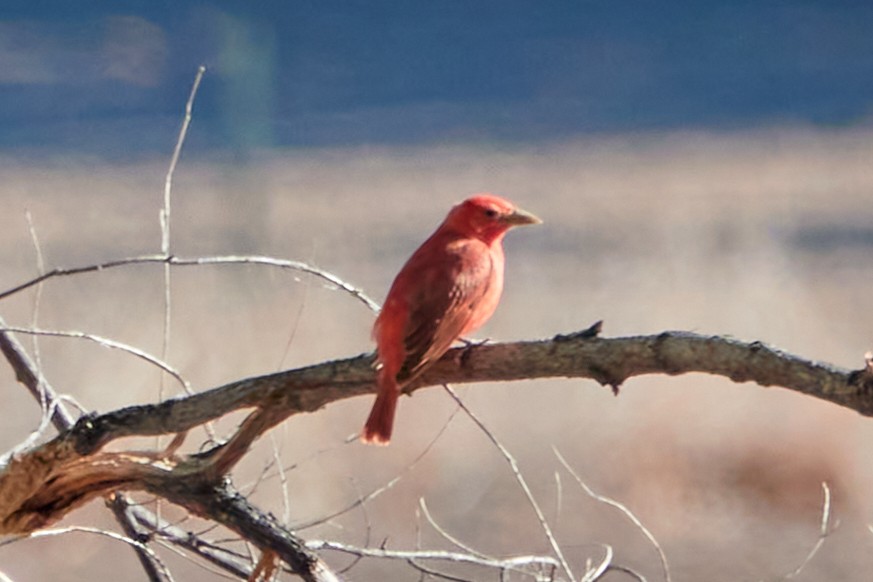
[35,326,873,462]
[0,324,870,579]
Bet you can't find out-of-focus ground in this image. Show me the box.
[1,125,873,580]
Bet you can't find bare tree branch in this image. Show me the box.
[1,316,254,579]
[775,482,834,581]
[0,254,380,313]
[0,316,76,430]
[157,59,205,472]
[1,526,175,582]
[161,65,205,257]
[1,323,870,578]
[129,499,255,578]
[554,448,669,582]
[306,539,560,578]
[0,317,167,581]
[442,385,576,581]
[161,482,340,582]
[15,327,872,461]
[580,544,612,582]
[0,325,192,395]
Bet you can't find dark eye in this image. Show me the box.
[484,208,498,219]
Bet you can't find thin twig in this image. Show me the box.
[0,393,89,466]
[157,65,206,487]
[1,526,175,582]
[0,398,66,467]
[0,326,193,395]
[277,243,315,369]
[554,471,563,530]
[162,64,205,258]
[151,538,244,581]
[0,316,75,429]
[269,431,292,525]
[605,564,648,581]
[406,560,473,582]
[554,447,671,582]
[307,540,560,574]
[418,498,490,561]
[238,433,357,499]
[161,482,340,582]
[295,407,459,530]
[0,254,380,313]
[24,210,49,419]
[580,544,612,582]
[336,478,371,575]
[142,514,253,578]
[442,385,576,582]
[780,482,833,580]
[0,323,166,581]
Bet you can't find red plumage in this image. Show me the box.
[362,194,541,445]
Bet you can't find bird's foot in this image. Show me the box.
[459,336,490,348]
[458,336,489,368]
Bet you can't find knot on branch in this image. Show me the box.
[553,320,603,342]
[587,363,626,395]
[848,352,873,396]
[70,412,106,456]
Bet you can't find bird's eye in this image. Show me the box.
[484,208,499,219]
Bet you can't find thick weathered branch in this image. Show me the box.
[0,318,165,581]
[2,326,872,578]
[160,483,340,582]
[55,328,873,460]
[0,320,330,580]
[0,413,337,580]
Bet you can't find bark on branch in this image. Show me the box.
[52,325,873,461]
[0,321,337,581]
[1,324,872,576]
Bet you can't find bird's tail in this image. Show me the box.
[361,379,399,445]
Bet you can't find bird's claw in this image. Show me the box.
[458,337,489,368]
[459,336,490,348]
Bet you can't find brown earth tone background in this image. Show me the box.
[2,125,873,580]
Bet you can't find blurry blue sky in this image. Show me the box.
[2,1,872,155]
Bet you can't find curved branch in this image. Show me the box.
[0,318,167,581]
[1,326,871,576]
[3,526,175,582]
[306,539,560,575]
[161,482,340,582]
[0,319,277,580]
[0,254,380,313]
[0,326,192,395]
[60,328,873,459]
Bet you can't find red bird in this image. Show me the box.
[362,194,541,444]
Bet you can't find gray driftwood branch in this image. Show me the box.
[0,321,337,582]
[1,321,872,579]
[54,324,873,458]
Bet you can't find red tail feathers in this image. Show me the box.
[362,382,398,445]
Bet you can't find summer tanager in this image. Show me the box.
[362,194,541,445]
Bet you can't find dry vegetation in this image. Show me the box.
[1,123,873,580]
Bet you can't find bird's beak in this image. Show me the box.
[502,207,542,226]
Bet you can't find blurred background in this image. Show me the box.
[2,2,873,580]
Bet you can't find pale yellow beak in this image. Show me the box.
[502,207,542,226]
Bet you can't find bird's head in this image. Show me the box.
[445,194,541,244]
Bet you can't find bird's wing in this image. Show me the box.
[399,239,495,381]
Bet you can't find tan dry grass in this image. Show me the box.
[1,125,873,580]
